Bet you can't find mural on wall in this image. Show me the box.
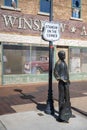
[3,45,49,75]
[69,48,87,73]
[70,57,80,73]
[0,9,87,40]
[24,55,49,74]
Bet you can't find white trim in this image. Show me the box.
[0,33,87,47]
[70,17,83,21]
[55,39,87,47]
[38,12,50,16]
[0,33,48,44]
[1,5,21,11]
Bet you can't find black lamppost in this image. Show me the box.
[45,0,54,115]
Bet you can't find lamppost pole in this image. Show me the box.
[45,0,54,115]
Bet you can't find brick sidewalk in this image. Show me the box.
[0,81,87,115]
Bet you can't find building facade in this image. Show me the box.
[0,0,87,85]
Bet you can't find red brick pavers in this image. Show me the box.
[0,81,87,115]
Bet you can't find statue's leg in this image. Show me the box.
[58,81,65,119]
[64,83,70,103]
[64,83,72,117]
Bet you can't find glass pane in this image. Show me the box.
[72,8,80,18]
[3,45,49,75]
[72,0,81,8]
[81,48,87,73]
[28,46,49,74]
[3,45,30,74]
[40,0,50,13]
[72,0,81,18]
[5,0,12,6]
[4,0,17,7]
[69,48,81,73]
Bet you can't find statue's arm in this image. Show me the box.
[54,62,60,81]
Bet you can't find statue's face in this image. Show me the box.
[58,51,65,60]
[60,53,65,60]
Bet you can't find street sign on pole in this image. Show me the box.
[45,0,60,115]
[42,22,60,41]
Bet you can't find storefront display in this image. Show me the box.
[3,44,49,75]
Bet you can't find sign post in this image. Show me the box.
[42,0,60,115]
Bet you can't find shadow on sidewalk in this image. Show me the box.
[54,98,87,117]
[14,89,87,119]
[71,106,87,117]
[14,89,69,122]
[14,88,59,117]
[14,89,47,112]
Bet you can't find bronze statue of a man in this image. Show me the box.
[54,50,72,123]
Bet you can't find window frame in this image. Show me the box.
[72,0,81,19]
[1,0,21,11]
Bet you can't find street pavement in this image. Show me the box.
[0,82,87,130]
[0,100,87,130]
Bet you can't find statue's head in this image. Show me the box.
[58,50,65,60]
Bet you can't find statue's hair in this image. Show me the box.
[58,50,65,58]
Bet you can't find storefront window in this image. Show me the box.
[81,48,87,73]
[3,44,49,75]
[69,48,87,73]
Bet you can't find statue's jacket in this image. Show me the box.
[54,60,69,83]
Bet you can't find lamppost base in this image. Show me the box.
[45,101,54,115]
